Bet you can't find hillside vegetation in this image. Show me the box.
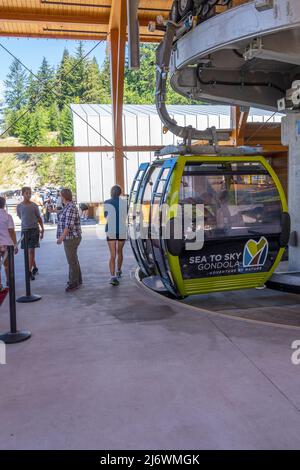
[0,42,195,192]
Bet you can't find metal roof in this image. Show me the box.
[71,103,282,119]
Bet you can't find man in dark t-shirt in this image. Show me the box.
[17,187,44,280]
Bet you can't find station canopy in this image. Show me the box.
[0,0,171,42]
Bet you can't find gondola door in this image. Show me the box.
[150,158,178,294]
[128,163,149,272]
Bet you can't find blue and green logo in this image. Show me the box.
[243,237,269,267]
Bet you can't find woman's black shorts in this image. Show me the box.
[106,235,126,241]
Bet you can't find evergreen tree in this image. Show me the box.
[123,43,194,105]
[4,108,24,138]
[98,53,111,103]
[27,75,40,110]
[124,44,156,104]
[4,58,28,110]
[55,153,76,193]
[36,57,56,108]
[18,107,49,146]
[35,154,55,186]
[27,58,55,110]
[56,48,77,109]
[59,106,74,145]
[73,41,89,99]
[48,103,60,132]
[17,112,32,144]
[82,57,102,103]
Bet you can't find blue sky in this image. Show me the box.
[0,38,107,99]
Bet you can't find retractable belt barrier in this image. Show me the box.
[0,236,31,344]
[0,233,23,306]
[17,229,42,304]
[0,248,9,307]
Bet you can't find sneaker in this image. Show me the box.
[30,272,35,281]
[65,284,79,292]
[110,277,119,286]
[116,270,122,279]
[32,267,39,275]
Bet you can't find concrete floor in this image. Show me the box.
[183,286,300,326]
[1,227,300,450]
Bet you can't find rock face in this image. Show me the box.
[0,151,39,193]
[0,137,74,193]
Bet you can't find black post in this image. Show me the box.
[0,246,31,344]
[17,230,41,303]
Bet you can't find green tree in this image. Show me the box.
[59,105,74,145]
[73,41,88,99]
[27,58,55,110]
[4,108,25,138]
[18,106,49,146]
[35,154,56,186]
[98,53,111,103]
[48,103,60,132]
[123,43,195,105]
[55,153,76,192]
[56,48,77,109]
[5,58,28,110]
[82,57,103,103]
[27,74,40,110]
[36,57,56,108]
[124,44,156,104]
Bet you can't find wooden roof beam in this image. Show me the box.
[0,7,150,27]
[0,8,109,26]
[0,31,162,42]
[108,0,127,189]
[0,31,107,41]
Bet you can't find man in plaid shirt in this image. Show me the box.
[55,189,82,292]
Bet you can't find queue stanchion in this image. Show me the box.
[0,246,31,344]
[17,230,41,303]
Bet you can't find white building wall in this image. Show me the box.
[86,111,102,202]
[73,107,91,203]
[123,113,138,196]
[71,104,282,204]
[98,114,115,201]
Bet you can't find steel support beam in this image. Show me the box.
[108,0,127,190]
[127,0,140,69]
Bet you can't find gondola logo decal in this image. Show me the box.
[243,237,269,267]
